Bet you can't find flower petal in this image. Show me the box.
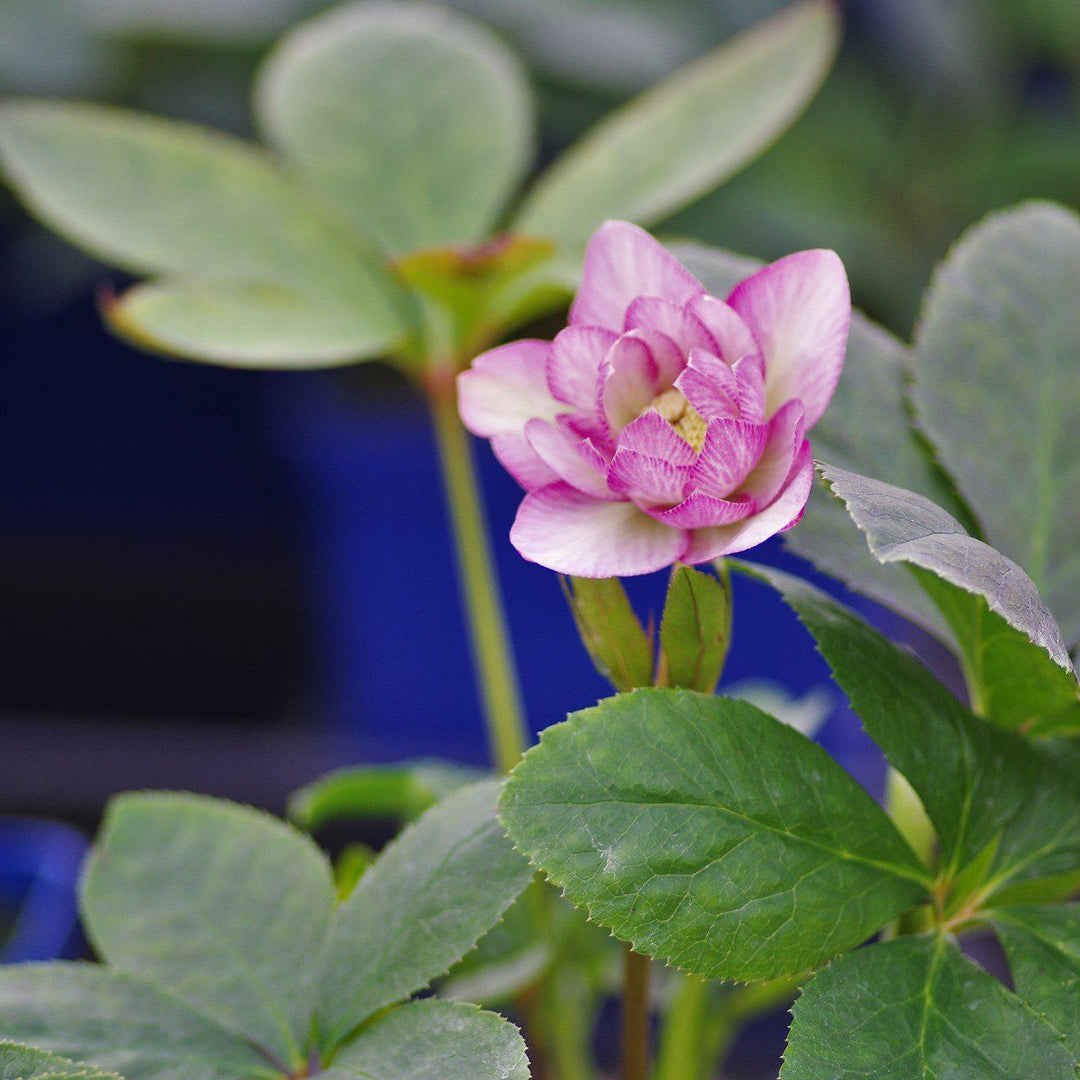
[675,348,740,422]
[458,339,561,437]
[599,334,660,433]
[732,352,766,423]
[547,325,616,413]
[624,296,716,354]
[682,443,814,563]
[688,417,769,499]
[686,295,758,364]
[491,432,559,491]
[739,400,805,505]
[525,417,612,499]
[617,410,697,466]
[510,482,689,577]
[651,492,756,530]
[607,448,691,506]
[570,220,704,333]
[727,250,850,428]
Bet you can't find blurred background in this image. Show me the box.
[1,0,1078,967]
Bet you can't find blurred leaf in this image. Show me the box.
[288,760,485,831]
[564,576,654,692]
[315,780,533,1051]
[501,689,929,982]
[660,564,730,693]
[782,935,1078,1079]
[256,2,534,255]
[913,202,1080,645]
[333,843,376,901]
[81,793,335,1070]
[0,965,274,1080]
[320,1000,529,1080]
[514,1,838,253]
[0,1041,119,1080]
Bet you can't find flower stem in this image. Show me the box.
[655,974,710,1080]
[622,945,650,1080]
[426,377,529,775]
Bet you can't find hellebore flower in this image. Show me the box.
[458,221,850,577]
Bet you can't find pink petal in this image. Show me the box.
[682,443,814,563]
[651,492,756,530]
[727,250,850,429]
[458,339,562,437]
[617,410,697,466]
[510,482,690,577]
[570,221,704,333]
[732,353,766,424]
[607,448,691,506]
[688,417,769,499]
[686,295,758,364]
[547,325,616,413]
[739,400,805,505]
[599,334,661,433]
[675,348,740,421]
[624,296,716,354]
[525,417,612,499]
[491,432,558,491]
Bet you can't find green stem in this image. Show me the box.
[622,945,650,1080]
[426,378,529,775]
[655,974,711,1080]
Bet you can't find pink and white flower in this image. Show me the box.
[458,221,850,577]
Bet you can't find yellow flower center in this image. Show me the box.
[651,388,706,453]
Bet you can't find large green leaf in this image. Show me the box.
[0,965,274,1080]
[314,779,533,1051]
[500,689,929,983]
[323,1000,528,1080]
[913,201,1080,645]
[0,1042,119,1080]
[819,463,1080,734]
[993,904,1080,1055]
[514,1,838,253]
[256,2,533,255]
[747,563,1080,894]
[782,935,1078,1079]
[80,793,336,1070]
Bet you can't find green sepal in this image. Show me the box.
[563,577,654,691]
[661,563,731,692]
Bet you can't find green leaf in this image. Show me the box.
[564,577,654,692]
[745,563,1080,893]
[514,1,839,252]
[993,904,1080,1055]
[322,1000,529,1080]
[256,2,533,255]
[782,934,1078,1079]
[660,564,731,693]
[819,463,1080,734]
[287,760,485,831]
[0,1041,119,1080]
[500,688,928,982]
[314,779,533,1051]
[80,793,336,1070]
[913,201,1080,645]
[0,964,274,1080]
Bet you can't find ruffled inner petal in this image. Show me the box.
[617,410,698,467]
[607,448,691,507]
[624,296,718,355]
[524,417,613,499]
[675,348,741,422]
[650,492,756,530]
[688,417,769,500]
[686,295,759,364]
[546,325,616,413]
[739,400,806,505]
[491,431,559,491]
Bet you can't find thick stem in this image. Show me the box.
[622,945,650,1080]
[426,377,529,775]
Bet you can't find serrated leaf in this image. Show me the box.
[993,904,1080,1055]
[0,1042,120,1080]
[288,760,485,831]
[819,463,1080,734]
[322,1000,528,1080]
[913,201,1080,645]
[500,688,929,982]
[660,564,730,693]
[564,576,654,692]
[782,934,1078,1079]
[314,779,533,1051]
[80,793,336,1070]
[514,1,838,252]
[745,562,1080,894]
[0,964,274,1080]
[256,2,533,255]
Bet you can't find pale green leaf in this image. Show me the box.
[782,935,1078,1079]
[0,964,273,1080]
[0,1041,119,1080]
[660,563,730,693]
[80,793,336,1070]
[323,1000,529,1080]
[314,779,533,1051]
[500,688,928,982]
[256,1,533,255]
[514,1,838,252]
[913,201,1080,645]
